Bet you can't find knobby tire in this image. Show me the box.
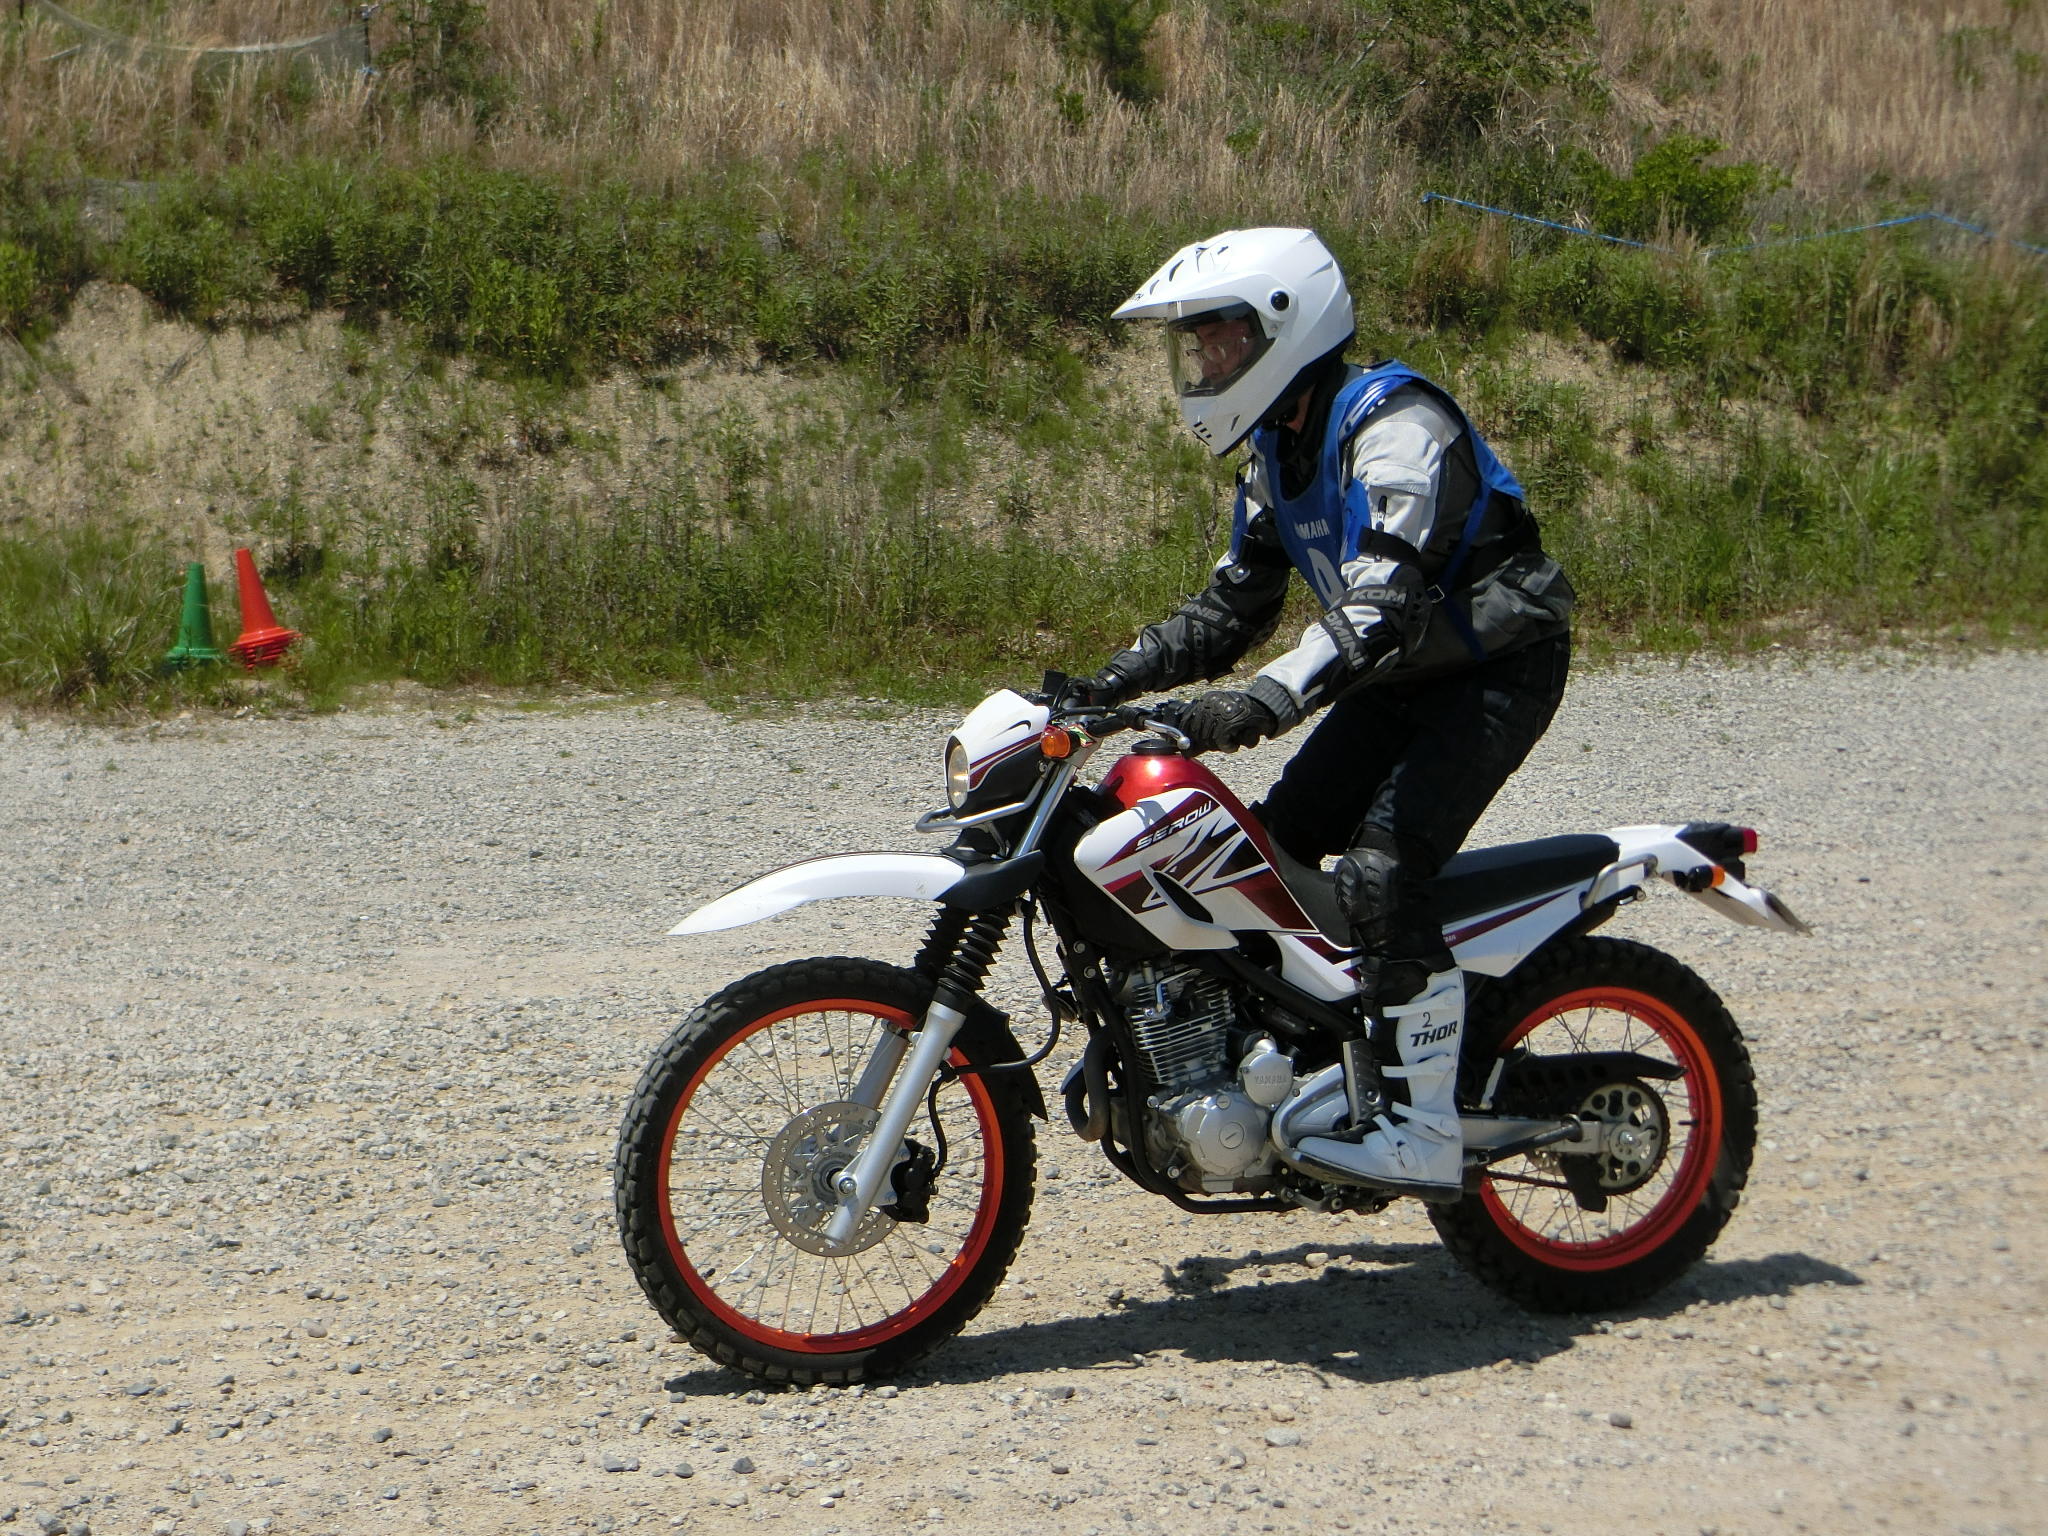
[614,957,1036,1385]
[1431,936,1757,1312]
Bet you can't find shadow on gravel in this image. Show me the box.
[659,1244,1863,1395]
[924,1245,1864,1389]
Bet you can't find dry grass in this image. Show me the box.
[1598,0,2048,233]
[2,0,1409,229]
[4,0,2040,249]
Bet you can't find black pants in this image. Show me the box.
[1259,633,1571,937]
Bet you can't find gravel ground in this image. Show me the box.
[2,653,2044,1536]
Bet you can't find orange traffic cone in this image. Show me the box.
[226,547,300,670]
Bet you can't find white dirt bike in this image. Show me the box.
[615,679,1809,1385]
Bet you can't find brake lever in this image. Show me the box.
[1047,703,1192,752]
[1130,708,1193,751]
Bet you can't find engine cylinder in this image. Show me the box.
[1122,965,1234,1093]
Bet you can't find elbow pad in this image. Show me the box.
[1318,563,1431,684]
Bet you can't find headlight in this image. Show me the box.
[945,738,971,809]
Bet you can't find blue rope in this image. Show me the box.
[1418,192,2048,260]
[1416,193,1656,249]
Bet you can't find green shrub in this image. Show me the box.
[1580,249,1709,365]
[1590,133,1775,245]
[114,189,262,319]
[381,0,509,123]
[0,526,170,705]
[1465,134,1776,247]
[0,172,90,337]
[1011,0,1168,104]
[1401,222,1513,332]
[0,239,35,333]
[92,156,1174,385]
[1377,0,1600,150]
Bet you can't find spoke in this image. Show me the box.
[744,1232,791,1321]
[776,1242,803,1332]
[805,1254,831,1334]
[837,1259,864,1331]
[688,1075,782,1141]
[666,1183,767,1196]
[817,1264,840,1336]
[673,1129,776,1149]
[724,1235,773,1287]
[1612,1188,1650,1228]
[741,1034,816,1112]
[836,1012,883,1102]
[887,1225,942,1287]
[854,1253,901,1323]
[707,1039,794,1111]
[879,1236,922,1304]
[751,1028,804,1113]
[822,1009,849,1101]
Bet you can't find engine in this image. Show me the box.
[1116,964,1297,1193]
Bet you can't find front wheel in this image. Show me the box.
[615,957,1035,1384]
[1431,936,1757,1312]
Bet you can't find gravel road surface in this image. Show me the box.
[3,654,2044,1536]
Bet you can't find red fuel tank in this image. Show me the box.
[1088,748,1318,939]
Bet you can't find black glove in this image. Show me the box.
[1060,663,1138,711]
[1167,689,1277,754]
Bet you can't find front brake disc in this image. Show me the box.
[760,1101,895,1258]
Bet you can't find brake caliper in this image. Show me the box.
[879,1139,938,1224]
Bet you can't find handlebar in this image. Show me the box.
[1048,700,1193,752]
[1032,671,1194,750]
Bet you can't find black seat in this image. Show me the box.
[1264,829,1622,944]
[1423,834,1620,924]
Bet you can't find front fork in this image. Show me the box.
[821,906,1010,1247]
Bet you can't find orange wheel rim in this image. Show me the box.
[1478,986,1722,1272]
[655,1000,1006,1352]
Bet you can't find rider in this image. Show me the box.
[1076,227,1575,1196]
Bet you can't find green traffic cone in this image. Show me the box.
[161,561,225,670]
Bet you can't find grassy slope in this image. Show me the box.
[0,0,2043,707]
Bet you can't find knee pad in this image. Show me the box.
[1333,827,1402,936]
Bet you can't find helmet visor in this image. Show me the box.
[1166,304,1273,399]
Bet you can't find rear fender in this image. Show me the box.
[1607,825,1810,936]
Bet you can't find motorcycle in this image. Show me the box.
[615,679,1809,1385]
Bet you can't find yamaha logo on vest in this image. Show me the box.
[1293,516,1331,539]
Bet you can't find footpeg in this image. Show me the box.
[1294,1121,1465,1203]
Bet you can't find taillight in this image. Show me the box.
[1739,827,1760,854]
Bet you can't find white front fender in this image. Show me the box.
[670,853,966,935]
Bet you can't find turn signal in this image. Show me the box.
[1040,725,1075,760]
[1710,864,1727,888]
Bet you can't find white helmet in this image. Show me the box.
[1112,227,1354,456]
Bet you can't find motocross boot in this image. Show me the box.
[1297,968,1466,1196]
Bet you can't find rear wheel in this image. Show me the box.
[615,957,1035,1384]
[1431,937,1756,1312]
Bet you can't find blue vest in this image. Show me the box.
[1231,362,1525,641]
